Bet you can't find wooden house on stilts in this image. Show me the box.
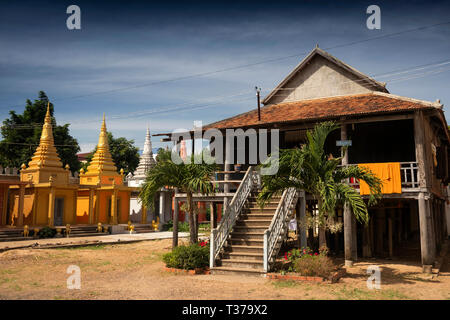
[156,47,450,275]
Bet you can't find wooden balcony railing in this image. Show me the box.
[346,161,419,192]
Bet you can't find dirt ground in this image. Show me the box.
[0,239,449,300]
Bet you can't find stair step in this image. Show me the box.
[245,208,277,213]
[235,220,272,227]
[240,214,274,220]
[233,226,267,232]
[224,245,263,253]
[220,259,263,269]
[229,239,264,246]
[221,252,263,261]
[211,266,265,276]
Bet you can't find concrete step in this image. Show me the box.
[244,209,277,215]
[0,236,26,242]
[233,226,267,233]
[229,238,264,246]
[235,220,272,227]
[230,232,264,240]
[220,259,263,269]
[239,214,274,220]
[221,252,263,261]
[211,266,265,276]
[224,245,263,253]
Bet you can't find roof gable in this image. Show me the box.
[262,47,389,105]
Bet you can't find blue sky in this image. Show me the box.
[0,0,449,153]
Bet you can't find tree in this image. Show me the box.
[139,149,218,246]
[82,132,140,175]
[258,121,383,248]
[0,91,81,173]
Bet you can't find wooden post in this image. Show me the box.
[48,187,55,227]
[298,191,307,248]
[375,209,385,256]
[223,136,232,212]
[388,210,394,258]
[17,185,25,227]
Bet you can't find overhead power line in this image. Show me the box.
[1,20,449,111]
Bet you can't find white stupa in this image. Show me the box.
[127,127,156,187]
[128,127,157,223]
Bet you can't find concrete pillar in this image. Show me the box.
[88,188,95,224]
[111,189,117,224]
[418,192,436,272]
[344,204,353,266]
[298,192,307,249]
[17,185,25,227]
[141,204,147,224]
[173,188,179,248]
[209,202,215,229]
[48,188,55,227]
[351,214,357,261]
[95,190,100,223]
[159,191,165,224]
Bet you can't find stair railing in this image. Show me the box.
[210,166,258,268]
[263,187,299,272]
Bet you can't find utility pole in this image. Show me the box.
[255,86,261,121]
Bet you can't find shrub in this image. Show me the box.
[293,254,336,278]
[164,220,190,232]
[38,226,56,239]
[162,242,209,270]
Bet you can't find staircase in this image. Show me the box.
[212,193,281,276]
[210,166,299,276]
[67,225,106,237]
[133,224,154,233]
[0,228,24,242]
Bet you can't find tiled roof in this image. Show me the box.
[204,92,441,130]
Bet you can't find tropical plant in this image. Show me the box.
[258,121,382,248]
[0,91,81,173]
[140,149,218,246]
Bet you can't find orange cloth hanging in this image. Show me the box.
[358,162,402,195]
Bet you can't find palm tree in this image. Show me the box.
[258,121,383,248]
[140,149,218,247]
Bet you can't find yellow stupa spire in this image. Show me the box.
[20,102,68,184]
[80,114,121,185]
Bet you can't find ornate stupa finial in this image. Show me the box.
[128,126,156,184]
[80,114,120,185]
[20,102,69,184]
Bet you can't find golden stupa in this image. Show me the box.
[79,114,123,186]
[20,103,69,185]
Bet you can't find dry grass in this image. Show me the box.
[0,239,449,300]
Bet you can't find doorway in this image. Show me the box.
[54,197,64,226]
